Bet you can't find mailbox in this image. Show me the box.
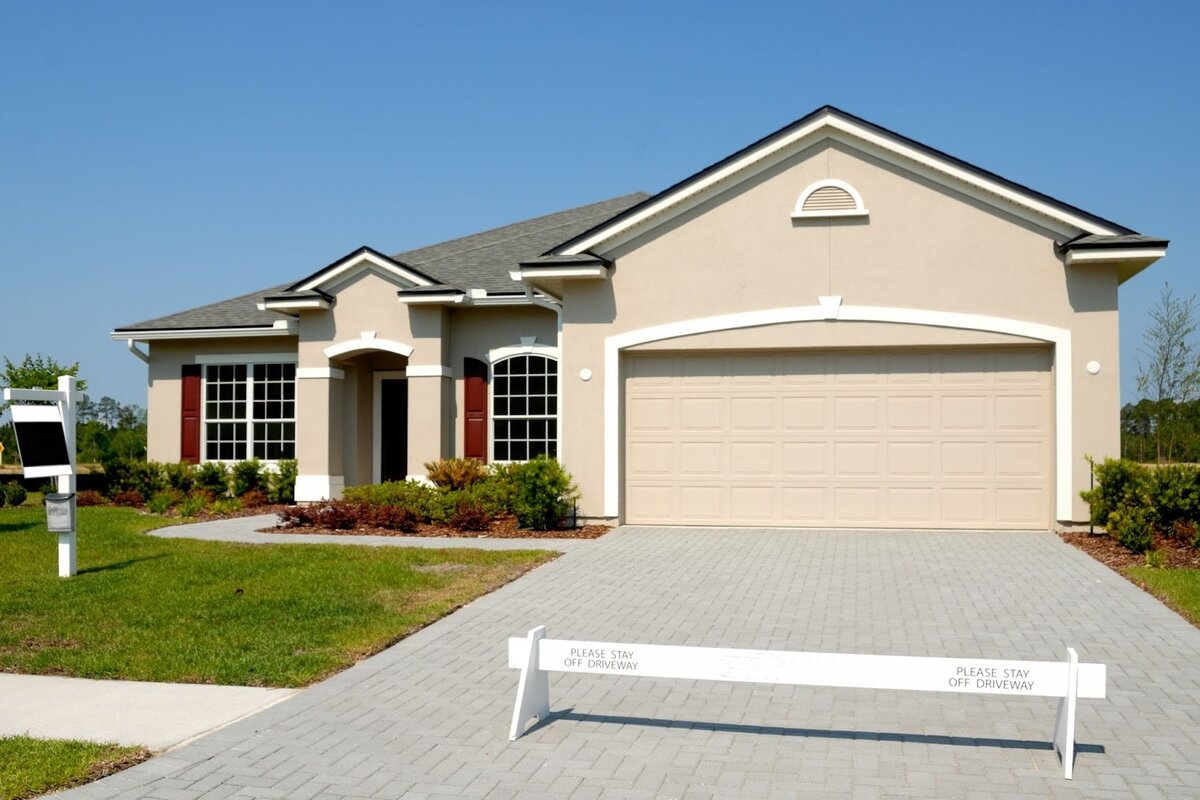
[45,493,76,533]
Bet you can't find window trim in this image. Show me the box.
[197,356,298,464]
[487,344,560,464]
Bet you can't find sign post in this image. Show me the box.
[3,376,80,577]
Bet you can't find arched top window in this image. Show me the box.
[492,354,558,461]
[791,179,869,219]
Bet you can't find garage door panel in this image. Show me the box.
[625,348,1051,529]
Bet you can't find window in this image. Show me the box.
[492,354,557,461]
[203,363,295,461]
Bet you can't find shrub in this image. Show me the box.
[509,455,579,531]
[425,457,488,490]
[367,504,420,532]
[241,489,269,508]
[231,459,265,497]
[450,499,492,532]
[101,455,165,498]
[163,461,196,493]
[269,459,298,504]
[343,480,448,521]
[311,500,358,530]
[1107,505,1153,553]
[2,482,25,507]
[1147,464,1200,531]
[75,489,107,507]
[195,461,230,496]
[1080,458,1150,526]
[1145,549,1167,569]
[209,497,244,516]
[177,494,208,517]
[147,489,183,514]
[113,489,145,507]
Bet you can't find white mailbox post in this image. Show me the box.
[3,376,81,578]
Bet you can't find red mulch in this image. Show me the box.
[1060,529,1200,570]
[259,512,611,540]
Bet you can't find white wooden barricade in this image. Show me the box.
[507,626,1106,779]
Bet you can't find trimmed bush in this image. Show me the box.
[75,489,108,507]
[3,481,26,507]
[1147,464,1200,533]
[231,459,265,497]
[1107,505,1153,553]
[195,461,230,496]
[510,455,578,531]
[147,490,183,514]
[368,504,420,532]
[450,499,492,531]
[163,461,196,493]
[113,489,145,507]
[1080,458,1150,526]
[178,494,208,517]
[241,489,269,508]
[269,459,298,504]
[343,480,450,521]
[425,458,488,490]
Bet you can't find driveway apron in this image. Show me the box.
[59,528,1200,799]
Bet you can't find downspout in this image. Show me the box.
[124,339,150,364]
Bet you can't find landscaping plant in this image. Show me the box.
[231,458,265,497]
[509,455,579,531]
[424,457,488,490]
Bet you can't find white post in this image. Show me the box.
[56,375,77,578]
[509,626,550,741]
[1052,646,1079,779]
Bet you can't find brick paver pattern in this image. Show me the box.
[60,528,1200,799]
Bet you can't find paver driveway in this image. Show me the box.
[62,528,1200,799]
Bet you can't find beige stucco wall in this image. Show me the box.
[560,139,1120,524]
[145,337,298,464]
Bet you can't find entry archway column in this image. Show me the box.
[405,365,452,480]
[295,366,345,501]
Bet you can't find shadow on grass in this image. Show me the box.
[526,707,1105,755]
[78,554,168,575]
[0,520,40,533]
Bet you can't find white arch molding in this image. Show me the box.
[602,305,1073,521]
[324,336,414,360]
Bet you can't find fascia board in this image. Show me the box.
[564,114,1120,256]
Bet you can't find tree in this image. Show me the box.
[1137,283,1200,462]
[0,354,87,414]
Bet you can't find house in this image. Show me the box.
[113,106,1168,529]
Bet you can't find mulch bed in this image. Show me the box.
[259,513,611,540]
[1060,530,1200,570]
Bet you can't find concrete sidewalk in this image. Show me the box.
[151,514,596,551]
[0,674,297,751]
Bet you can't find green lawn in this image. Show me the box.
[0,506,554,686]
[1127,567,1200,626]
[0,736,146,800]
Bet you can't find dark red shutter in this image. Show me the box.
[181,365,201,464]
[464,358,487,462]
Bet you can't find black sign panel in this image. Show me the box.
[13,421,70,469]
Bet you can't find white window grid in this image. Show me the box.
[202,363,295,462]
[492,354,558,462]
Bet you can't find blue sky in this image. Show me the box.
[1,0,1197,406]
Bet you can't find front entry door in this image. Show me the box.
[380,378,408,482]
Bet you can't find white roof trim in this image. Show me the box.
[294,250,434,293]
[261,297,331,311]
[562,111,1120,255]
[1064,247,1167,265]
[511,265,608,282]
[396,293,465,305]
[111,319,297,341]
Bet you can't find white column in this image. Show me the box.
[57,375,77,578]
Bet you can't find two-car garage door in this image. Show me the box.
[624,348,1052,529]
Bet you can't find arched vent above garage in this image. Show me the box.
[791,179,869,219]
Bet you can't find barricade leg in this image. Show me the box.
[509,626,549,740]
[1052,647,1079,779]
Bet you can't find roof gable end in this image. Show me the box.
[548,105,1137,257]
[289,246,443,293]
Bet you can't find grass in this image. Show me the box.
[0,506,555,686]
[1126,567,1200,626]
[0,736,147,800]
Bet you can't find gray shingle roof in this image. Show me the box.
[114,193,648,333]
[393,193,648,293]
[115,284,293,332]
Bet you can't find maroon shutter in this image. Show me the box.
[181,365,201,464]
[464,358,487,462]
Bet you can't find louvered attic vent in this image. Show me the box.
[791,180,869,219]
